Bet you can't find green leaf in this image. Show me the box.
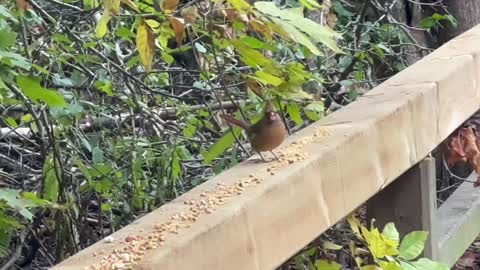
[32,64,50,75]
[94,80,113,96]
[0,211,23,229]
[21,192,49,206]
[255,2,343,53]
[232,40,273,68]
[361,265,381,270]
[314,259,342,270]
[201,126,243,164]
[17,75,67,107]
[43,156,60,203]
[0,51,31,69]
[249,70,284,86]
[0,189,35,220]
[101,203,112,212]
[92,147,104,165]
[0,29,17,49]
[84,0,100,9]
[379,261,403,270]
[239,36,266,48]
[281,89,313,100]
[305,101,324,121]
[399,231,428,260]
[96,12,111,38]
[400,258,449,270]
[322,241,342,250]
[332,1,353,17]
[419,17,436,29]
[298,0,321,10]
[161,52,174,65]
[0,6,18,22]
[270,17,322,56]
[117,26,135,39]
[0,229,11,258]
[170,147,182,182]
[382,222,400,243]
[286,102,303,125]
[5,117,17,128]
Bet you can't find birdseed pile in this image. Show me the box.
[86,127,331,270]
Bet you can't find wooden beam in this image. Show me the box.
[366,157,438,260]
[437,172,480,267]
[52,26,480,270]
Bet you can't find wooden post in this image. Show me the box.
[366,157,438,260]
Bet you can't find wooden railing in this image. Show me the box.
[52,24,480,270]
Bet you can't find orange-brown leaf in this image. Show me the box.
[16,0,31,11]
[162,0,180,13]
[168,16,185,46]
[447,136,466,167]
[461,127,479,160]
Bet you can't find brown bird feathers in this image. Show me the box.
[222,101,287,161]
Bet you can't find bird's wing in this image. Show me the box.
[222,114,251,129]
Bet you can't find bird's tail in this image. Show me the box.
[221,114,250,129]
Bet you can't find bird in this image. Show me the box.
[222,101,287,162]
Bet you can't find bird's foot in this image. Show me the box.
[269,151,279,161]
[257,152,268,163]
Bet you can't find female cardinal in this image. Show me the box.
[222,101,287,161]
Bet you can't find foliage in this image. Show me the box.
[0,0,435,267]
[419,13,457,30]
[293,216,448,270]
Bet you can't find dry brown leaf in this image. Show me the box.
[246,78,264,98]
[16,0,31,11]
[447,136,467,167]
[326,13,338,28]
[162,0,180,13]
[249,19,273,41]
[181,6,199,24]
[168,16,185,46]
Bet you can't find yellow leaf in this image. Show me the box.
[181,5,199,24]
[104,0,121,15]
[136,20,155,72]
[96,12,112,38]
[120,0,139,12]
[161,0,179,13]
[227,0,251,12]
[167,16,185,46]
[145,19,160,29]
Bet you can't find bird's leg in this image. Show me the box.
[270,151,279,161]
[257,151,267,162]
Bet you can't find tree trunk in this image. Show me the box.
[437,0,480,44]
